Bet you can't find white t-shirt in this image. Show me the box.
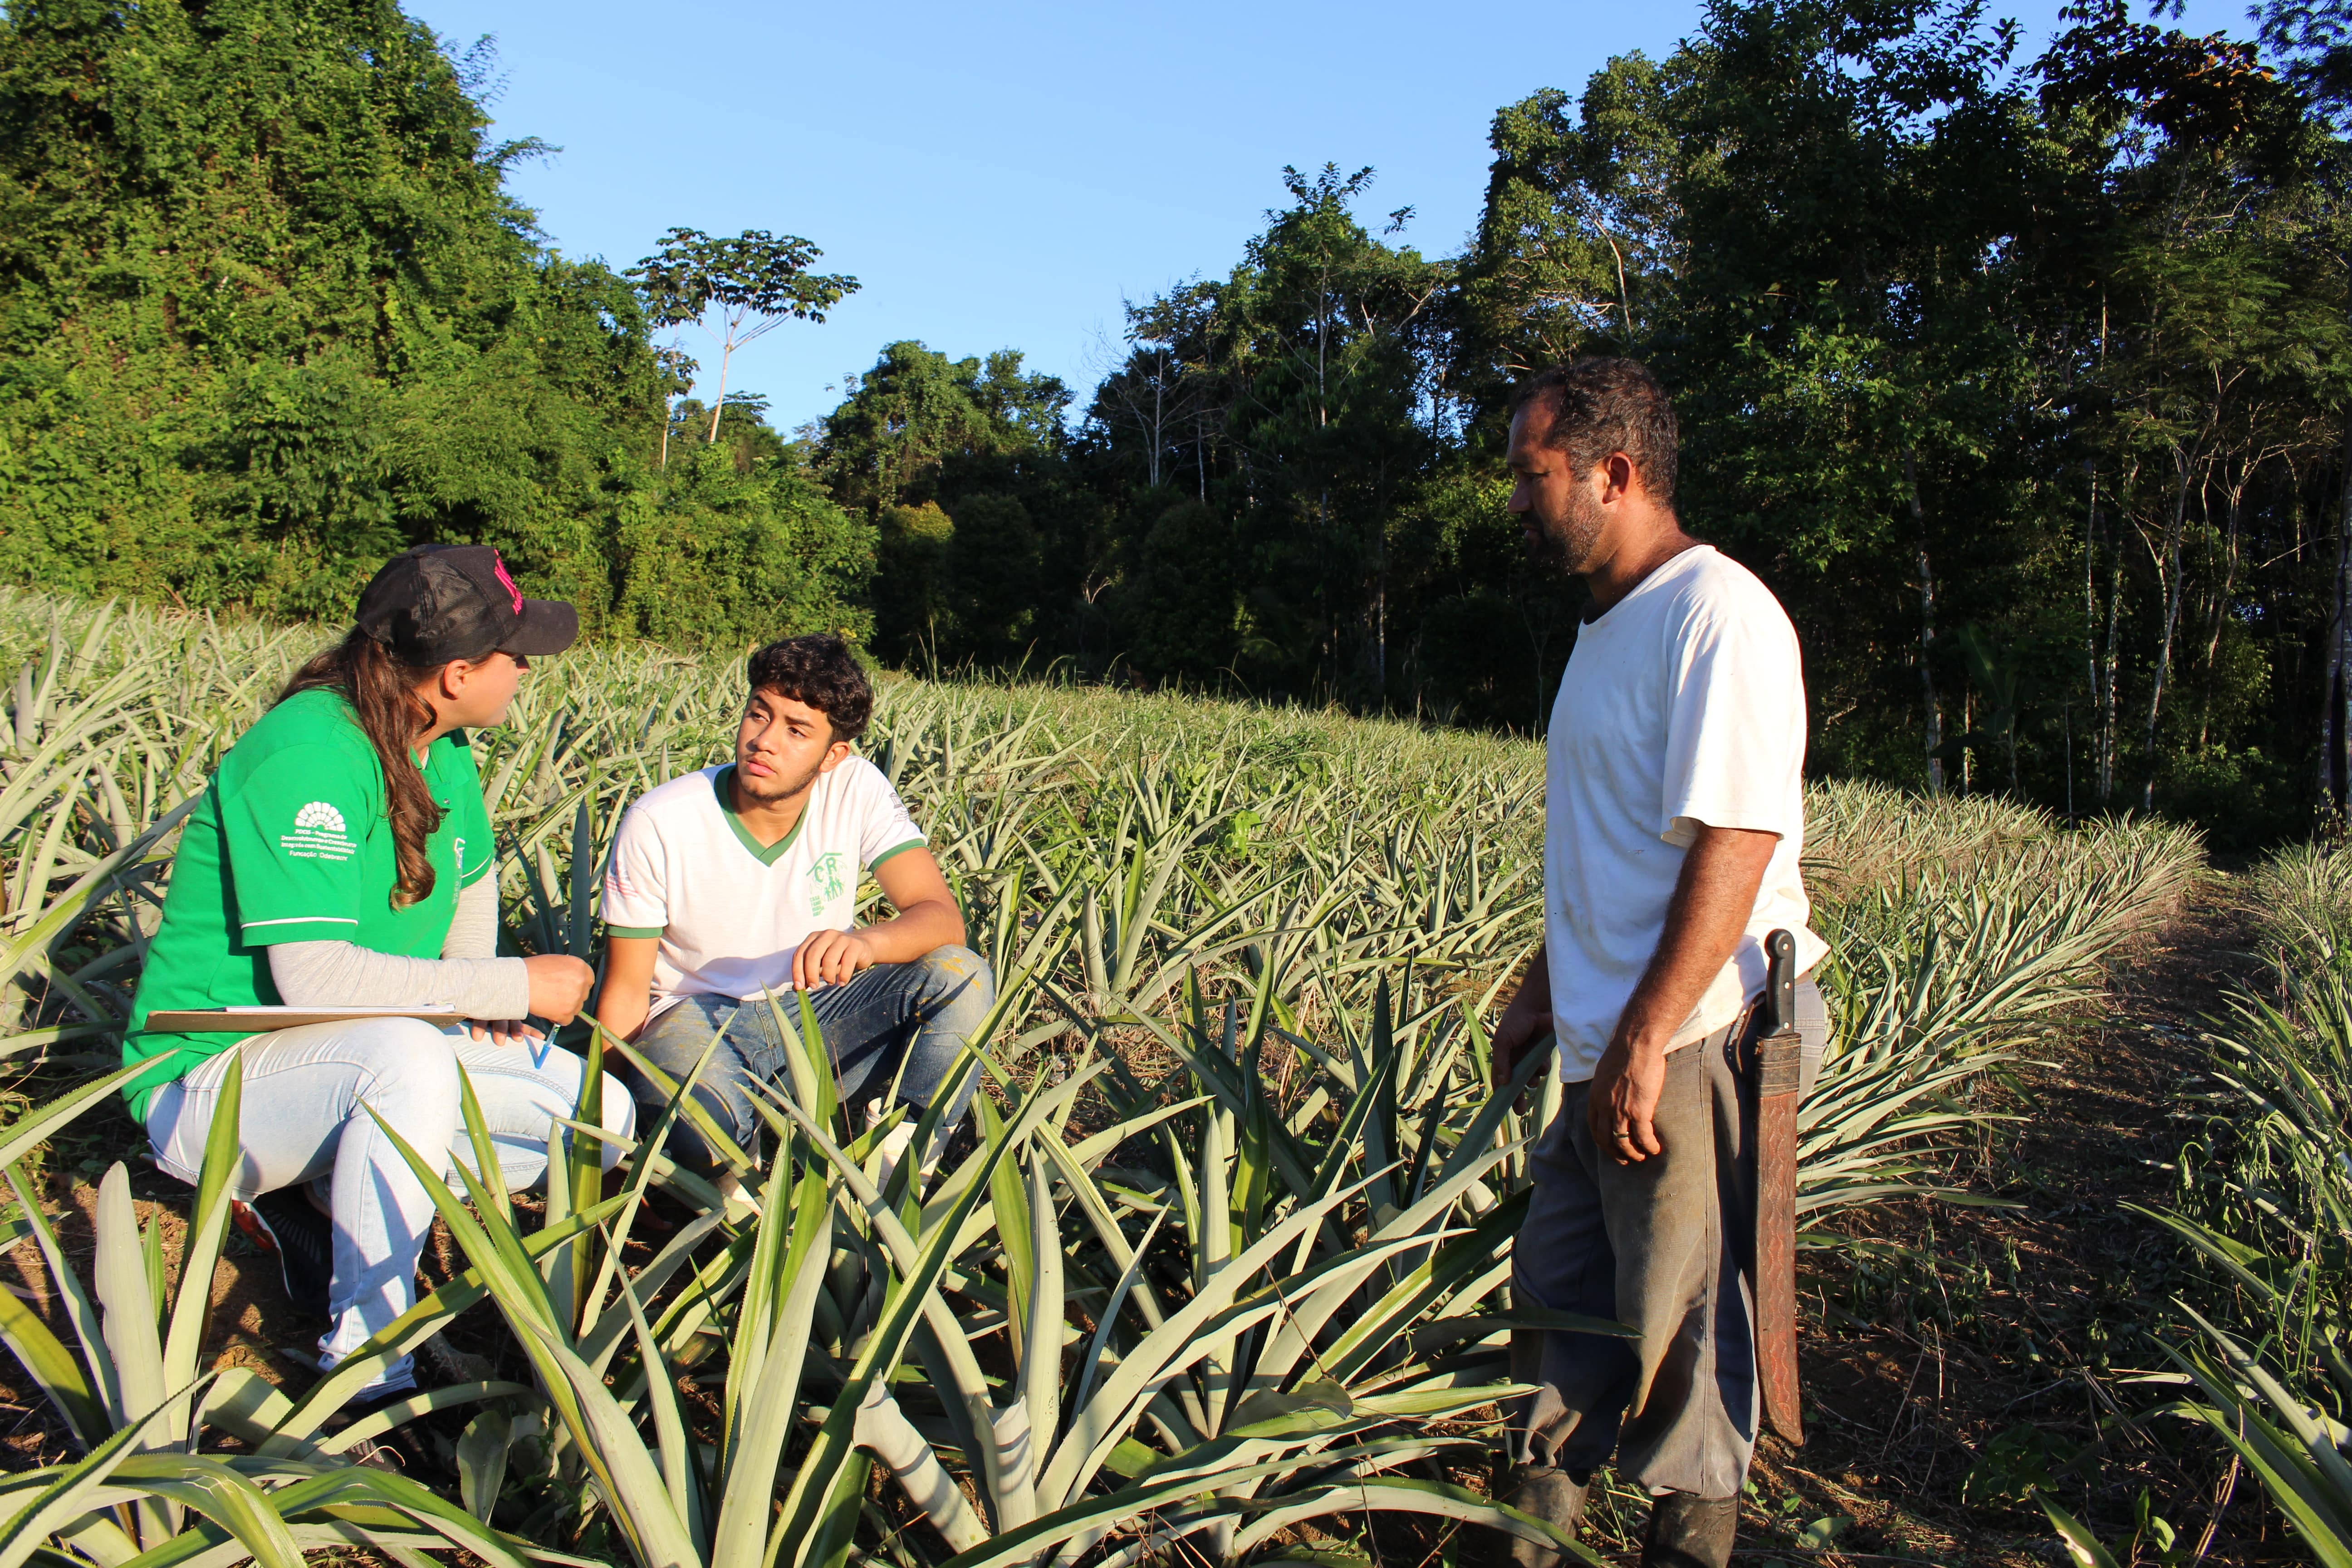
[601,759,926,1019]
[1543,544,1827,1082]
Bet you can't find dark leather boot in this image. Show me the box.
[1497,1463,1590,1568]
[1642,1492,1739,1568]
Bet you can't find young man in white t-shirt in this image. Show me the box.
[596,635,993,1175]
[1485,360,1829,1568]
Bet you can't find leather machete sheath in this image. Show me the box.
[1757,927,1805,1446]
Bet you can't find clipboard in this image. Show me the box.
[142,1005,465,1033]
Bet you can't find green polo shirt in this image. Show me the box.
[122,688,496,1120]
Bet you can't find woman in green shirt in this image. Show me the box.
[124,545,632,1402]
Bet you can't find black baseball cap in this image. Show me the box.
[355,544,579,664]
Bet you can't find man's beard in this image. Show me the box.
[1525,486,1605,578]
[734,752,825,805]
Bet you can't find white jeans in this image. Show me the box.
[144,1018,635,1391]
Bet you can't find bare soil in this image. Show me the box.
[1709,872,2292,1568]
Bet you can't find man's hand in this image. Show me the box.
[1490,942,1553,1099]
[469,1017,545,1046]
[1587,1038,1668,1163]
[1587,823,1779,1164]
[794,928,881,990]
[1491,995,1553,1095]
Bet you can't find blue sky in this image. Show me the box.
[407,0,2254,434]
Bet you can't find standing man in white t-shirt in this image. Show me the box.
[596,635,994,1176]
[1487,359,1828,1568]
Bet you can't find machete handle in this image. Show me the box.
[1765,927,1797,1034]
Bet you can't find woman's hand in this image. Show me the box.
[474,955,593,1044]
[524,953,595,1025]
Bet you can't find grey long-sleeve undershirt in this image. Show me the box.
[265,874,531,1020]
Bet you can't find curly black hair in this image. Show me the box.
[1508,357,1680,510]
[745,634,873,743]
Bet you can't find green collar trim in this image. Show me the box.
[713,766,805,866]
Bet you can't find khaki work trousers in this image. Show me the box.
[1507,980,1824,1500]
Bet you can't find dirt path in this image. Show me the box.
[1696,873,2287,1568]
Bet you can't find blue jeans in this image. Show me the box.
[146,1020,632,1394]
[627,944,994,1171]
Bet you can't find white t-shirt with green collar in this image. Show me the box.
[601,759,926,1019]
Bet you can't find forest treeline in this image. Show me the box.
[6,0,2352,844]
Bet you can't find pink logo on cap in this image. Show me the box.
[490,552,524,615]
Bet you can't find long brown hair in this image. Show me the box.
[279,629,446,908]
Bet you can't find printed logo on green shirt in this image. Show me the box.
[807,850,845,916]
[284,800,355,862]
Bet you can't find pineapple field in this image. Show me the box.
[0,589,2305,1568]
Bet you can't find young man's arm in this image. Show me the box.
[791,847,967,990]
[1587,823,1777,1164]
[595,935,661,1042]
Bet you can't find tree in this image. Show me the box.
[815,341,1073,664]
[0,1,880,653]
[1453,54,1685,395]
[818,342,1068,516]
[612,440,873,649]
[1087,166,1447,701]
[1093,288,1223,495]
[2254,0,2352,814]
[628,228,858,456]
[1110,500,1245,682]
[24,0,2352,847]
[0,0,671,621]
